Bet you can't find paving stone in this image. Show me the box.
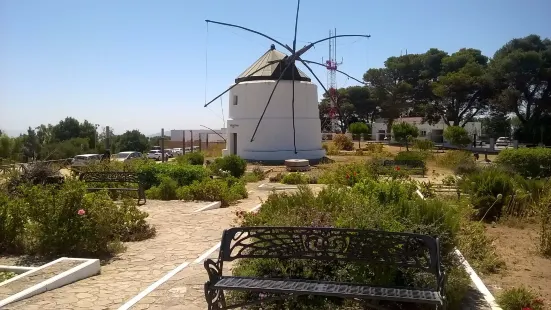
[3,184,270,310]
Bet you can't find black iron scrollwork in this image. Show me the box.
[221,227,436,271]
[79,171,140,183]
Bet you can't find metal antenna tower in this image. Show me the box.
[322,28,343,133]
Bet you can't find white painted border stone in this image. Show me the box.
[194,201,222,212]
[258,183,298,191]
[0,266,35,275]
[0,257,100,308]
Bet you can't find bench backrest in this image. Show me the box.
[220,226,441,274]
[79,171,140,184]
[383,160,425,168]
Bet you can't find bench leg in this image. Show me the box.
[204,283,226,310]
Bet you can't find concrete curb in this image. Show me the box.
[258,183,298,191]
[0,265,35,275]
[194,201,222,212]
[0,257,100,308]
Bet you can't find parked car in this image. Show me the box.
[172,148,183,156]
[71,154,102,169]
[165,149,174,158]
[114,151,143,162]
[496,137,511,147]
[147,150,163,161]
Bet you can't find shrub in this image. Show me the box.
[364,143,384,153]
[322,143,340,155]
[413,139,434,151]
[394,151,426,162]
[460,167,515,221]
[210,155,247,178]
[435,150,478,175]
[242,166,266,183]
[441,175,457,186]
[496,148,551,178]
[496,286,545,310]
[539,194,551,256]
[0,180,155,257]
[145,176,179,200]
[175,152,204,165]
[318,162,377,186]
[176,176,247,206]
[281,172,309,185]
[137,163,208,189]
[233,185,471,309]
[444,126,471,147]
[332,134,354,151]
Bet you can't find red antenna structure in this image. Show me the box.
[322,28,343,133]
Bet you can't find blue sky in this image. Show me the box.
[1,0,550,136]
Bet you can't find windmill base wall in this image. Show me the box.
[222,117,326,163]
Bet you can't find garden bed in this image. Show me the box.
[483,223,551,303]
[0,259,81,300]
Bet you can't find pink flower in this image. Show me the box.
[77,209,86,216]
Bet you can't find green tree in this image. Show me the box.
[348,122,370,148]
[116,130,150,153]
[52,117,82,142]
[489,34,551,143]
[79,120,98,149]
[345,86,378,123]
[481,113,511,138]
[424,48,493,126]
[392,122,419,151]
[22,127,40,161]
[0,134,13,160]
[444,126,471,147]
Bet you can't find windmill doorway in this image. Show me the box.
[232,133,237,155]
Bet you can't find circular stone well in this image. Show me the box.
[285,159,311,172]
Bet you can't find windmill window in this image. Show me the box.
[233,95,238,105]
[420,130,427,137]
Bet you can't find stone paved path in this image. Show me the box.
[3,185,270,310]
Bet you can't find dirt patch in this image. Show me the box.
[0,259,82,300]
[482,223,551,306]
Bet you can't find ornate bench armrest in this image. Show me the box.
[204,258,223,284]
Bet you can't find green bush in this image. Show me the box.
[394,151,426,162]
[137,163,208,189]
[460,167,515,221]
[413,139,435,151]
[496,286,545,310]
[281,172,309,185]
[241,166,266,183]
[175,152,204,165]
[318,162,377,186]
[233,184,471,309]
[0,180,155,256]
[333,134,354,151]
[146,176,179,200]
[496,147,551,178]
[435,150,477,175]
[176,176,247,206]
[210,155,247,178]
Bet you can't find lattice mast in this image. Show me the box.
[323,28,343,133]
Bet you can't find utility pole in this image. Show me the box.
[161,128,165,162]
[190,130,194,152]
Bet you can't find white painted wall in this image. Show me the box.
[224,80,325,161]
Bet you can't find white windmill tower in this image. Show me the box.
[204,0,370,163]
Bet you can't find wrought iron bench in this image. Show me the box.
[382,159,426,176]
[78,171,146,205]
[204,226,446,310]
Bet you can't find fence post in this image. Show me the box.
[161,128,165,162]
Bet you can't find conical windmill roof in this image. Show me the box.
[235,44,311,83]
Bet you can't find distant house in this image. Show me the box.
[371,117,481,144]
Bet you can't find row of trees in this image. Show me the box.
[0,117,153,162]
[320,34,550,143]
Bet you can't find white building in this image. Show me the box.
[171,129,226,142]
[371,117,481,143]
[222,44,326,162]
